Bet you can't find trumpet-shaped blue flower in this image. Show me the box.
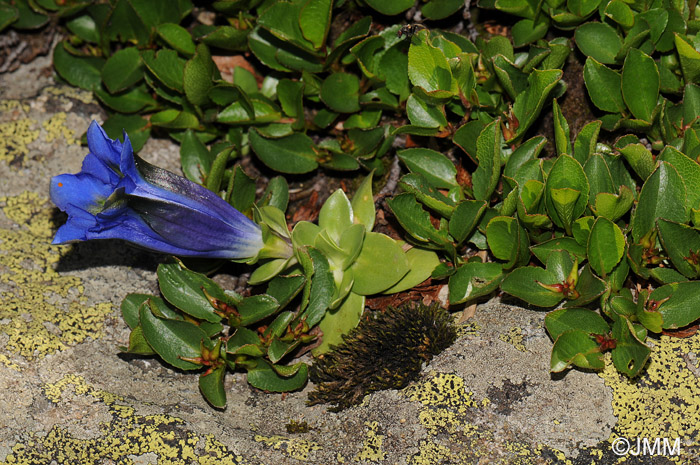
[50,121,264,259]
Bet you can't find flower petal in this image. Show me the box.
[86,120,122,171]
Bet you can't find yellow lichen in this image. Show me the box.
[499,326,527,352]
[600,334,700,462]
[0,192,111,362]
[254,434,321,461]
[44,85,94,105]
[0,118,40,164]
[354,421,386,462]
[42,112,77,145]
[3,376,252,465]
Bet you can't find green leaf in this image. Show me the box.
[658,146,700,211]
[421,0,463,19]
[184,44,216,107]
[351,173,376,232]
[101,114,150,152]
[398,148,458,189]
[383,247,441,294]
[318,189,353,243]
[226,327,264,357]
[157,262,224,323]
[156,23,196,56]
[408,30,454,94]
[449,200,487,244]
[364,0,413,15]
[141,48,186,92]
[594,186,635,222]
[248,129,318,174]
[299,0,332,50]
[351,233,410,295]
[121,294,150,330]
[247,360,308,392]
[448,262,503,304]
[545,155,589,233]
[150,109,199,129]
[257,176,289,212]
[530,237,587,264]
[180,130,213,184]
[587,217,625,277]
[321,72,360,113]
[545,307,610,340]
[500,266,563,307]
[399,174,455,218]
[53,42,104,91]
[101,47,143,94]
[675,34,700,85]
[140,301,206,371]
[610,315,651,376]
[124,325,156,355]
[237,294,280,326]
[199,365,226,408]
[511,18,549,47]
[573,120,602,165]
[631,162,687,244]
[621,48,659,123]
[257,1,314,52]
[575,22,621,64]
[405,94,447,129]
[314,292,365,355]
[0,4,19,33]
[387,193,450,245]
[94,84,156,114]
[552,99,571,156]
[511,69,562,142]
[473,119,502,201]
[584,154,614,203]
[195,25,248,51]
[617,143,655,181]
[657,219,700,279]
[486,216,529,269]
[550,330,604,372]
[300,248,334,327]
[583,58,625,114]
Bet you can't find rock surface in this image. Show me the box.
[0,56,698,465]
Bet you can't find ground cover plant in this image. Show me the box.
[7,0,700,407]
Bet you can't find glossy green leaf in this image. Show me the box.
[500,266,563,307]
[140,301,206,371]
[545,155,589,233]
[486,216,529,269]
[157,262,224,323]
[405,94,447,129]
[530,237,587,264]
[545,307,610,340]
[94,84,156,114]
[141,49,186,92]
[408,30,454,94]
[180,130,212,184]
[237,294,280,326]
[594,186,635,222]
[257,1,314,52]
[617,143,655,181]
[583,58,624,114]
[364,0,413,15]
[657,218,700,279]
[124,325,156,355]
[121,293,150,330]
[101,47,143,93]
[550,330,604,372]
[473,119,502,201]
[631,162,687,243]
[575,22,621,64]
[248,129,318,174]
[399,174,455,218]
[299,0,331,49]
[587,217,625,277]
[448,262,503,304]
[621,48,659,123]
[199,365,226,408]
[449,200,487,244]
[321,72,360,113]
[387,193,450,245]
[658,146,700,211]
[301,248,334,327]
[422,0,463,19]
[247,360,308,392]
[53,42,104,91]
[649,281,700,329]
[399,148,458,189]
[610,315,651,376]
[150,109,199,129]
[573,120,601,165]
[511,18,549,47]
[675,34,700,85]
[511,69,562,142]
[156,23,196,56]
[228,165,256,213]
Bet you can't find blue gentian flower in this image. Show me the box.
[50,121,264,259]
